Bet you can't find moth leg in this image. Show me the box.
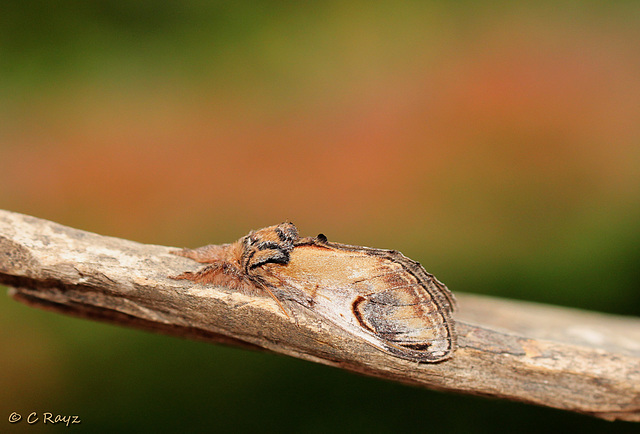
[172,263,228,283]
[173,264,292,319]
[259,285,291,320]
[170,243,230,263]
[172,262,252,291]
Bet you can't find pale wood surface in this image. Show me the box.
[1,209,638,422]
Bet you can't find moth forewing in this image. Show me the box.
[268,242,456,362]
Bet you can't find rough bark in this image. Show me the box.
[0,209,638,422]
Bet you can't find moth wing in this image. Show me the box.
[275,243,456,362]
[348,272,455,362]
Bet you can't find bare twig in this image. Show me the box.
[1,209,638,422]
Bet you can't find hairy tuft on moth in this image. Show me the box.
[171,222,456,362]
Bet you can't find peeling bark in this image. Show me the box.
[1,209,638,422]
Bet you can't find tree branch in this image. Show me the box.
[1,209,638,422]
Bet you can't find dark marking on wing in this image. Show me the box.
[400,343,432,351]
[351,295,376,334]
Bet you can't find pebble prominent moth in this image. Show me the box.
[171,222,456,362]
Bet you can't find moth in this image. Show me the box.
[171,222,456,362]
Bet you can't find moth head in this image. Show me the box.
[241,222,299,271]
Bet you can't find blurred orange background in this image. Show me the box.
[1,2,639,432]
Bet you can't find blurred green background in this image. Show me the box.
[1,1,639,432]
